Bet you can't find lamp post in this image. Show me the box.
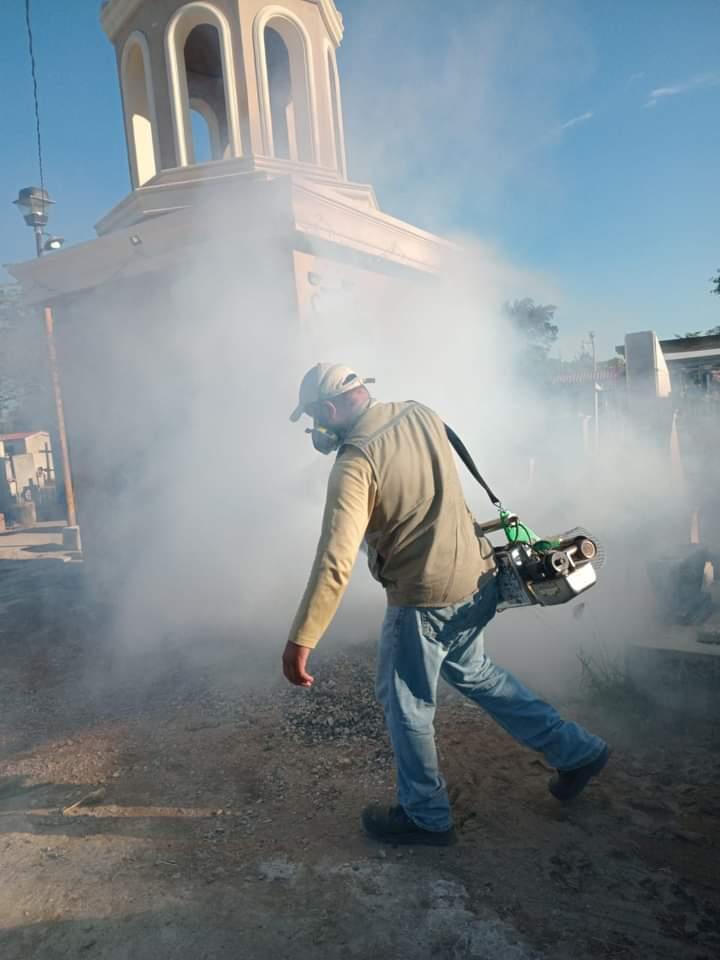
[13,186,80,551]
[589,330,600,454]
[13,187,64,257]
[14,186,54,257]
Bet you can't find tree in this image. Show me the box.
[503,298,559,355]
[674,326,720,339]
[0,285,51,433]
[711,269,720,296]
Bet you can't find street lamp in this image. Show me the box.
[13,187,64,256]
[12,186,79,551]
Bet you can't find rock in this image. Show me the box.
[186,720,222,732]
[673,829,704,844]
[62,788,106,814]
[628,796,676,815]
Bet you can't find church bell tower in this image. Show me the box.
[101,0,348,189]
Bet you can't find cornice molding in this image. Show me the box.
[100,0,144,40]
[312,0,344,46]
[102,0,344,44]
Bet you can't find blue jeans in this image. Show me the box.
[376,577,607,831]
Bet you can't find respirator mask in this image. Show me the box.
[306,422,343,456]
[290,365,376,455]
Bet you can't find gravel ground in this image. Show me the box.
[1,559,719,959]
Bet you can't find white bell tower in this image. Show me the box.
[102,0,348,189]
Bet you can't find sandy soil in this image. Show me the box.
[0,560,718,959]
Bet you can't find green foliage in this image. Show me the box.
[604,355,626,370]
[674,326,720,339]
[504,298,559,355]
[0,285,50,433]
[577,644,650,714]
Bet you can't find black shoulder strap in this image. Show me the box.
[444,424,502,509]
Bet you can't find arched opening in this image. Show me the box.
[190,106,215,162]
[265,28,292,160]
[261,17,315,163]
[184,24,229,161]
[165,4,243,167]
[121,36,158,186]
[326,48,345,175]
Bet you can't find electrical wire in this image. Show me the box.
[24,0,47,210]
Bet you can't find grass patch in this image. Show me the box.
[577,645,641,708]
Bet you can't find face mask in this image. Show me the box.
[306,423,342,455]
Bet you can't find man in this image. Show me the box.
[283,363,609,846]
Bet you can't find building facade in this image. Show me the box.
[8,0,455,573]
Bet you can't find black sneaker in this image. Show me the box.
[549,745,611,804]
[362,804,457,846]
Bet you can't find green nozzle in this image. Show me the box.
[500,509,540,545]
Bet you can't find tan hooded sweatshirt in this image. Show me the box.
[289,401,496,649]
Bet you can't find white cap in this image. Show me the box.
[289,363,374,422]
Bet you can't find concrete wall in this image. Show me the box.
[625,331,672,400]
[292,248,394,337]
[24,432,53,459]
[52,212,300,586]
[0,433,54,497]
[626,637,720,720]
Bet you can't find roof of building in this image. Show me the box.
[616,333,720,359]
[0,431,48,442]
[660,333,720,356]
[550,365,625,387]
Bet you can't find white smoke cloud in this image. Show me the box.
[644,71,720,108]
[559,111,593,131]
[8,0,710,708]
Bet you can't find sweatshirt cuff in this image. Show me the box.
[288,632,319,650]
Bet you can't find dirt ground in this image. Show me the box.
[1,560,719,959]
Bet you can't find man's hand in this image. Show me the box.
[282,641,315,688]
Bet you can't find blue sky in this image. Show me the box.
[1,0,718,357]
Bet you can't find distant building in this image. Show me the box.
[0,430,54,503]
[616,332,720,399]
[549,361,626,390]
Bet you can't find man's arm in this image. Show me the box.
[283,451,376,684]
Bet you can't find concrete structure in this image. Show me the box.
[626,618,720,720]
[626,558,720,720]
[617,331,720,397]
[623,331,672,401]
[106,0,348,184]
[7,1,454,573]
[614,332,720,717]
[657,333,720,397]
[0,431,54,500]
[12,0,450,305]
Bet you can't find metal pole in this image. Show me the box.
[31,226,80,543]
[590,331,599,453]
[42,306,77,528]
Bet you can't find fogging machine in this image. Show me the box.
[446,426,604,611]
